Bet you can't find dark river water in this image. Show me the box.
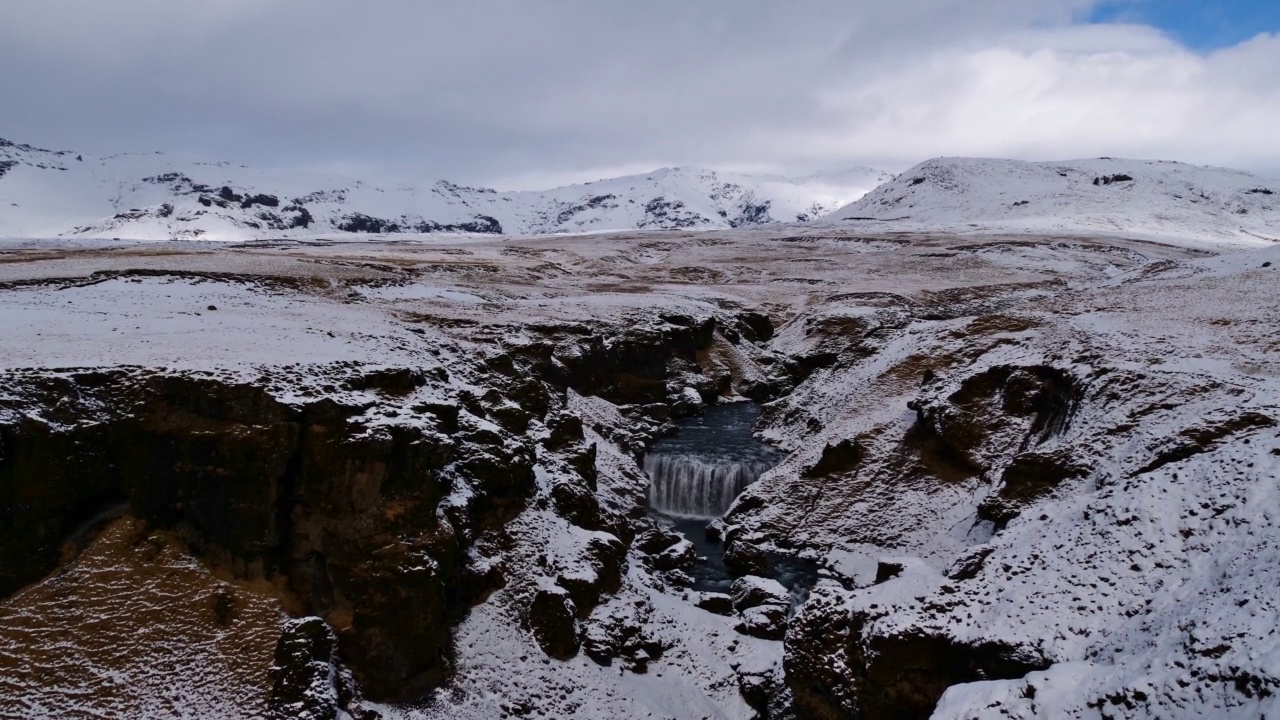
[643,402,817,599]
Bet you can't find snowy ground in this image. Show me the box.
[0,226,1277,718]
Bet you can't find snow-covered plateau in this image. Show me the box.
[0,136,889,241]
[826,156,1280,248]
[1,177,1279,718]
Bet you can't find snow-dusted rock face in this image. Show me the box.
[0,137,887,240]
[1,227,1278,719]
[828,156,1280,247]
[729,240,1280,718]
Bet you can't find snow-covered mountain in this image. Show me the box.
[827,156,1280,246]
[0,137,889,241]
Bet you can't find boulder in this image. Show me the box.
[636,527,683,554]
[723,540,768,576]
[527,586,579,660]
[694,592,734,616]
[652,539,696,571]
[269,617,341,720]
[731,576,790,613]
[734,604,788,640]
[555,533,626,614]
[671,386,704,416]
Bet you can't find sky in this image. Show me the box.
[1,1,1278,189]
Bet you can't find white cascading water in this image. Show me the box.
[643,403,815,598]
[644,454,777,518]
[643,402,784,519]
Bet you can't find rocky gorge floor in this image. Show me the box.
[0,227,1277,719]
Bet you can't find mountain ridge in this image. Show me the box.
[826,155,1280,247]
[0,137,889,241]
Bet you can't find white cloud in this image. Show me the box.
[0,1,1277,184]
[805,25,1280,173]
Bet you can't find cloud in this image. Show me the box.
[808,25,1280,172]
[0,0,1277,186]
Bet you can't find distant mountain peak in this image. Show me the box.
[0,137,888,241]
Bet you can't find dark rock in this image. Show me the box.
[736,311,775,342]
[555,194,618,225]
[704,520,725,544]
[527,586,579,659]
[0,368,535,704]
[738,668,777,715]
[805,437,866,477]
[555,534,626,615]
[947,545,995,581]
[1093,174,1134,186]
[1135,412,1276,475]
[731,576,790,613]
[914,365,1081,475]
[581,611,666,669]
[281,204,314,229]
[240,193,281,209]
[507,314,718,407]
[636,528,683,555]
[874,561,905,584]
[978,449,1090,526]
[723,540,768,576]
[269,617,341,720]
[489,403,532,434]
[694,592,734,616]
[543,412,584,450]
[670,387,704,417]
[652,539,696,571]
[345,368,427,395]
[335,212,503,235]
[791,352,840,382]
[786,589,1050,719]
[413,402,459,434]
[550,477,602,529]
[729,201,772,227]
[212,588,238,626]
[735,604,788,640]
[625,403,671,424]
[565,442,599,487]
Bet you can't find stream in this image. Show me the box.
[643,402,817,600]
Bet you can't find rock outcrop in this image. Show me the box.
[786,582,1049,719]
[0,368,536,702]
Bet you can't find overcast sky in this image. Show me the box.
[2,1,1278,188]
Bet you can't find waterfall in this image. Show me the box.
[644,453,777,518]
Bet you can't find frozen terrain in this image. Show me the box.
[827,156,1280,248]
[0,216,1277,719]
[0,137,888,241]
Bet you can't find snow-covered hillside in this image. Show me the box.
[0,137,888,241]
[2,229,1278,718]
[827,156,1280,247]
